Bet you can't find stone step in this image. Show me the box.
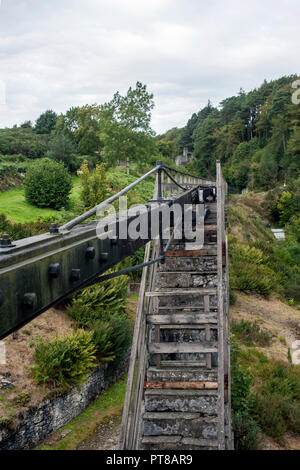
[140,435,218,450]
[158,257,217,272]
[149,354,218,368]
[146,367,218,382]
[149,295,218,310]
[142,412,218,439]
[150,327,218,344]
[154,272,217,289]
[144,388,218,413]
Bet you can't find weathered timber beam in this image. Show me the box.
[145,381,218,390]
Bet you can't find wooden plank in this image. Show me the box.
[146,288,216,297]
[155,325,161,367]
[157,306,218,311]
[204,295,210,313]
[149,342,217,354]
[166,249,217,257]
[145,381,218,390]
[161,360,206,367]
[216,160,225,450]
[205,326,212,370]
[153,324,217,329]
[147,314,218,325]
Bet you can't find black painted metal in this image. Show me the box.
[0,183,199,340]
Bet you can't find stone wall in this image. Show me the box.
[0,358,129,450]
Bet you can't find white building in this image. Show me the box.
[271,229,285,240]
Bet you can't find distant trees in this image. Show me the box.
[35,110,58,134]
[55,105,101,155]
[99,82,155,172]
[177,74,300,190]
[47,134,79,171]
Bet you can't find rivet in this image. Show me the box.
[0,234,12,247]
[70,269,81,282]
[86,247,96,259]
[23,293,37,308]
[48,263,61,278]
[99,252,109,262]
[50,223,59,234]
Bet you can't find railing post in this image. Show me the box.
[157,161,163,201]
[156,161,164,257]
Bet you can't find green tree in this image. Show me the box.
[35,110,58,134]
[55,105,101,155]
[99,82,155,172]
[47,133,79,171]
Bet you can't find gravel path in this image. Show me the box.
[76,414,122,450]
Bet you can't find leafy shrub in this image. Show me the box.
[67,272,128,328]
[230,261,277,297]
[78,162,110,209]
[31,330,97,388]
[232,411,263,450]
[24,158,72,209]
[107,313,132,365]
[251,394,300,443]
[67,272,131,366]
[230,245,266,265]
[91,320,115,363]
[231,320,273,347]
[91,313,131,366]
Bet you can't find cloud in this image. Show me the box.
[0,0,298,133]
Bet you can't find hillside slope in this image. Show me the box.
[228,192,300,449]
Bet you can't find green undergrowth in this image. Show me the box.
[232,339,300,448]
[231,319,274,347]
[36,375,127,450]
[228,195,300,301]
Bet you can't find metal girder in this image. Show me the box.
[0,188,198,340]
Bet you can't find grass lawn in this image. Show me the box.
[0,177,81,223]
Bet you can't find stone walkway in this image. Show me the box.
[76,414,121,450]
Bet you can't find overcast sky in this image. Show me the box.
[0,0,298,133]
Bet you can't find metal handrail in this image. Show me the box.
[59,162,205,233]
[59,165,161,232]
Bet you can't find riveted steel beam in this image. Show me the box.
[0,188,199,340]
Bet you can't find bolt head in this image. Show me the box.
[1,234,12,246]
[50,223,59,234]
[86,247,96,259]
[70,269,81,282]
[48,263,61,278]
[99,252,109,262]
[110,237,118,246]
[23,293,37,308]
